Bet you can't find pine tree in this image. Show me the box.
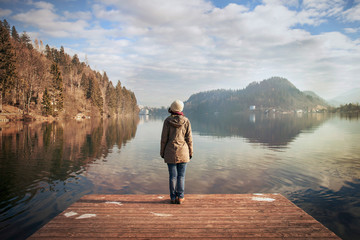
[59,46,65,65]
[89,75,103,115]
[20,31,33,49]
[11,26,20,42]
[2,19,10,33]
[81,73,90,98]
[50,63,64,116]
[45,44,52,60]
[42,88,52,116]
[105,82,116,114]
[115,80,123,114]
[129,91,138,112]
[71,54,80,66]
[52,48,61,63]
[0,20,17,112]
[103,72,109,82]
[81,74,104,115]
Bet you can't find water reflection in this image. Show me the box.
[289,179,360,239]
[186,114,360,240]
[1,113,359,240]
[189,112,328,149]
[0,116,139,239]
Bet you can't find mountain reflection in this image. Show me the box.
[189,113,328,148]
[0,116,139,239]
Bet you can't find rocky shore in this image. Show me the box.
[0,105,56,123]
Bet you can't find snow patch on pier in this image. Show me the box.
[150,212,173,217]
[105,201,123,206]
[76,214,97,219]
[64,211,78,217]
[252,197,276,202]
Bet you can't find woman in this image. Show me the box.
[160,100,193,204]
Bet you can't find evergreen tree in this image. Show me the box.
[45,44,52,60]
[129,91,138,112]
[11,26,20,42]
[59,46,65,64]
[51,48,60,63]
[71,54,80,66]
[80,73,103,114]
[2,19,10,33]
[50,63,64,115]
[0,20,17,112]
[81,73,90,98]
[105,82,116,114]
[89,75,103,115]
[20,31,33,49]
[103,72,109,82]
[42,88,52,115]
[115,80,123,114]
[71,54,82,74]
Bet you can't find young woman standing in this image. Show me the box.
[160,100,193,204]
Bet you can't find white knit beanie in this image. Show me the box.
[170,100,184,112]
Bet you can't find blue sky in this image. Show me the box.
[1,0,359,107]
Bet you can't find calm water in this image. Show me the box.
[0,113,359,239]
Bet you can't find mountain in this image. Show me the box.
[328,88,360,106]
[303,91,326,102]
[185,77,328,114]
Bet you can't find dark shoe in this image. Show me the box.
[170,199,176,204]
[178,198,185,204]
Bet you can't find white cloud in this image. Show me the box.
[88,0,360,104]
[0,8,12,17]
[344,27,359,33]
[12,2,93,39]
[31,1,54,10]
[95,0,213,26]
[9,0,360,106]
[14,8,58,26]
[295,0,346,26]
[302,0,344,13]
[343,2,360,22]
[63,10,92,21]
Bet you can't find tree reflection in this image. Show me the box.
[0,116,139,239]
[189,113,329,149]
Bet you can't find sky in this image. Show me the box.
[0,0,359,107]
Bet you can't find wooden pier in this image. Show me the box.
[29,194,340,239]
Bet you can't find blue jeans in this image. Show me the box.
[167,163,187,200]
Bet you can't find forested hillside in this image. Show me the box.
[185,77,328,114]
[0,19,138,120]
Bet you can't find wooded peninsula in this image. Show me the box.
[0,19,139,122]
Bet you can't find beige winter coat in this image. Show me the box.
[160,114,193,164]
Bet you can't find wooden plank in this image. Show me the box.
[29,194,340,239]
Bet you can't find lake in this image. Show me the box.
[0,113,359,239]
